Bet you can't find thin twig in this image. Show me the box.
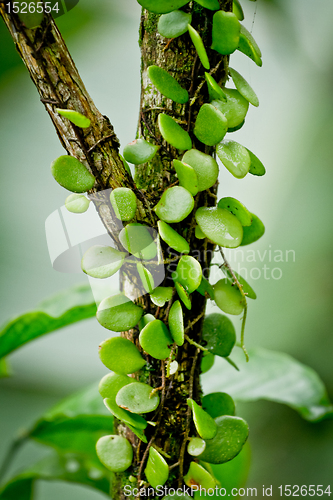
[184,311,205,333]
[184,334,208,352]
[87,134,114,153]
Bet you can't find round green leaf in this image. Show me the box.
[173,159,198,196]
[217,140,251,179]
[188,24,210,70]
[97,294,143,332]
[196,277,215,299]
[81,245,126,279]
[98,372,134,401]
[99,336,146,373]
[182,149,219,192]
[139,320,173,360]
[51,155,95,193]
[188,437,206,457]
[123,138,159,165]
[158,10,192,38]
[148,66,188,104]
[18,1,43,28]
[221,268,257,299]
[241,213,265,246]
[200,352,215,374]
[195,225,206,239]
[154,186,194,223]
[110,187,137,221]
[218,197,252,226]
[213,279,245,315]
[202,313,236,357]
[150,287,173,307]
[212,88,249,129]
[116,382,159,414]
[195,206,243,248]
[65,193,90,213]
[194,103,228,146]
[104,397,147,429]
[175,256,202,293]
[120,154,132,176]
[212,11,240,55]
[246,148,266,176]
[158,113,192,151]
[139,313,156,330]
[127,424,148,443]
[205,73,227,102]
[187,398,217,440]
[137,263,154,293]
[238,24,262,66]
[175,281,191,310]
[145,447,169,488]
[198,415,249,464]
[184,462,216,489]
[157,220,190,254]
[119,223,157,260]
[168,300,184,346]
[194,0,220,10]
[229,67,259,107]
[138,0,189,14]
[56,108,91,128]
[96,435,133,472]
[202,392,236,418]
[233,0,244,21]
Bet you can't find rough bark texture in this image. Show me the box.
[0,2,231,498]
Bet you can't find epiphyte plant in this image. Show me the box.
[1,1,332,499]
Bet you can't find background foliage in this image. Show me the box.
[0,0,332,497]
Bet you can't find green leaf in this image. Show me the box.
[123,138,159,165]
[212,88,249,129]
[96,435,133,472]
[238,24,262,66]
[196,277,215,300]
[0,453,111,500]
[51,155,95,193]
[158,10,192,39]
[175,282,191,310]
[205,73,227,102]
[65,193,90,213]
[110,187,137,221]
[137,263,155,293]
[203,348,333,422]
[119,223,158,260]
[187,398,217,440]
[157,220,190,254]
[173,159,199,196]
[99,336,146,373]
[195,207,243,248]
[182,149,219,192]
[188,25,210,70]
[211,11,240,55]
[202,392,235,418]
[202,314,236,357]
[217,197,252,226]
[213,279,245,316]
[139,320,173,360]
[246,147,266,176]
[194,103,228,146]
[116,382,159,414]
[158,113,192,151]
[194,0,220,10]
[97,294,143,332]
[56,108,91,128]
[145,447,169,488]
[168,300,184,346]
[150,287,173,307]
[198,442,251,498]
[0,358,10,378]
[216,140,251,179]
[148,66,189,104]
[188,437,206,457]
[137,0,189,14]
[154,186,194,223]
[220,268,256,300]
[229,67,259,107]
[0,284,96,360]
[184,462,216,489]
[175,256,202,294]
[81,245,126,279]
[233,0,244,21]
[240,213,265,246]
[200,352,215,374]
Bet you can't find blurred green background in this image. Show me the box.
[0,0,332,497]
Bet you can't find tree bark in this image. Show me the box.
[0,2,232,498]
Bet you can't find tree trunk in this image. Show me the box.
[0,2,232,498]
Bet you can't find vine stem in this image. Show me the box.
[219,247,249,362]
